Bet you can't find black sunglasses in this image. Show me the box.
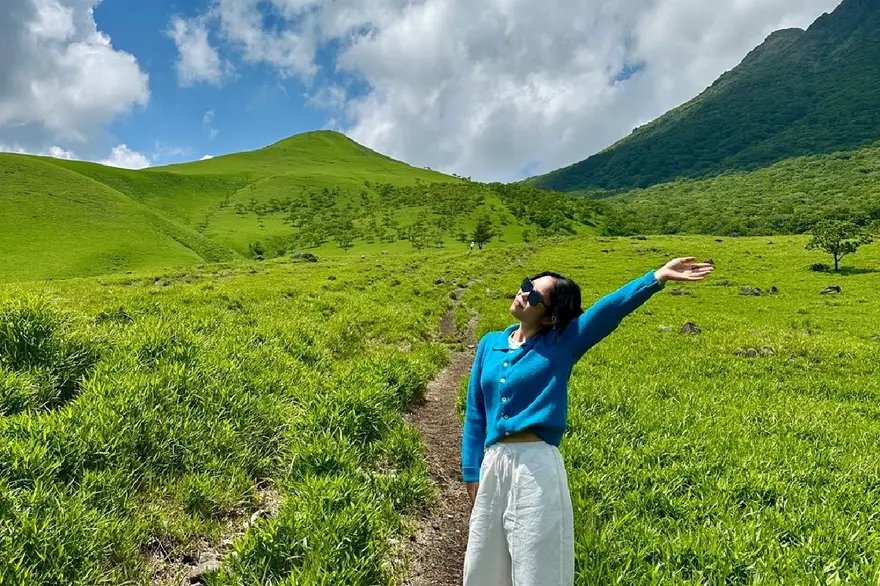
[520,278,549,308]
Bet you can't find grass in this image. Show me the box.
[2,233,879,583]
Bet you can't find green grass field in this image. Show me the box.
[2,233,880,584]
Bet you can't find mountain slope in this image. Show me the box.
[530,0,880,192]
[0,154,233,283]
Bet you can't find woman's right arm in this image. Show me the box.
[461,337,488,486]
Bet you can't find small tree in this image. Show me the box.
[806,220,873,272]
[471,216,496,249]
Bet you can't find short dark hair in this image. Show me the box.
[529,271,584,340]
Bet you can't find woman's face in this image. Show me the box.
[509,276,555,325]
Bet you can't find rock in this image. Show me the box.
[761,346,776,356]
[810,263,828,272]
[716,279,733,287]
[634,235,648,240]
[290,252,318,263]
[601,249,610,253]
[670,288,693,296]
[769,286,779,294]
[327,275,337,281]
[658,325,674,333]
[680,322,701,335]
[702,259,714,265]
[872,335,880,342]
[187,554,222,584]
[433,278,445,285]
[715,239,723,242]
[767,241,774,245]
[485,288,500,297]
[736,348,760,358]
[740,286,764,296]
[361,255,366,260]
[820,286,841,295]
[382,251,390,255]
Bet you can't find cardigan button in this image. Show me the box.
[503,362,508,367]
[500,378,506,383]
[501,397,508,403]
[503,415,509,420]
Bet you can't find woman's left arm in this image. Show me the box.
[564,257,713,361]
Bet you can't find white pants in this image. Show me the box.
[463,442,575,586]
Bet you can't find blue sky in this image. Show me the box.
[0,0,843,180]
[96,0,331,165]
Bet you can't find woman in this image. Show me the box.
[461,257,713,586]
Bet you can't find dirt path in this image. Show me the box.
[402,288,479,586]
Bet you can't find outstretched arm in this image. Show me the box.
[563,257,713,361]
[461,337,488,484]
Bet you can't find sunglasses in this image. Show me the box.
[519,278,549,308]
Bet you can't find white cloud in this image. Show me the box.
[0,143,76,159]
[203,109,219,140]
[172,0,844,181]
[0,0,149,150]
[167,15,232,86]
[99,144,151,169]
[200,154,214,160]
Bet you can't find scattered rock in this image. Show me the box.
[769,286,779,294]
[761,346,776,356]
[658,325,674,333]
[872,335,880,342]
[810,263,829,272]
[715,239,723,243]
[327,275,337,281]
[702,259,714,265]
[361,255,366,260]
[735,348,760,358]
[670,288,693,296]
[186,553,222,584]
[715,279,733,287]
[290,252,318,263]
[680,322,701,335]
[382,251,390,255]
[767,241,774,245]
[634,235,648,240]
[740,286,764,296]
[434,278,445,285]
[601,249,610,253]
[820,286,841,295]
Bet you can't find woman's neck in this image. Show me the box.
[512,322,543,343]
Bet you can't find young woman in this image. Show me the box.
[461,257,713,586]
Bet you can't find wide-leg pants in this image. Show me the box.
[463,442,575,586]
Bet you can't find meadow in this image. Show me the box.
[2,233,879,584]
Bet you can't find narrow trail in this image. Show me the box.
[402,287,480,586]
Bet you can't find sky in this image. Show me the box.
[0,0,845,181]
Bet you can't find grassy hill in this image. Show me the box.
[0,154,233,283]
[2,131,602,283]
[530,0,880,192]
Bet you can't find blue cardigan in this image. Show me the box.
[461,269,665,483]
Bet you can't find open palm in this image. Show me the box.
[656,257,714,283]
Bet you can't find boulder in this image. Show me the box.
[820,286,841,295]
[680,322,701,335]
[290,252,318,263]
[658,325,674,333]
[740,286,764,296]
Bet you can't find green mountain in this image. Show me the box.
[1,131,600,283]
[530,0,880,192]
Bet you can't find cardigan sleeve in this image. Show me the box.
[562,270,665,362]
[461,336,488,483]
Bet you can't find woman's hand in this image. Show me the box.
[654,257,714,284]
[467,482,479,505]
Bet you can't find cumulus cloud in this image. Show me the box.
[167,15,232,86]
[1,141,150,169]
[0,0,150,152]
[173,0,843,180]
[99,144,151,169]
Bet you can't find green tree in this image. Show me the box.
[806,220,874,272]
[471,216,496,249]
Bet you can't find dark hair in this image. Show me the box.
[529,271,584,339]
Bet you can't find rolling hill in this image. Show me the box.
[1,131,601,283]
[530,0,880,192]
